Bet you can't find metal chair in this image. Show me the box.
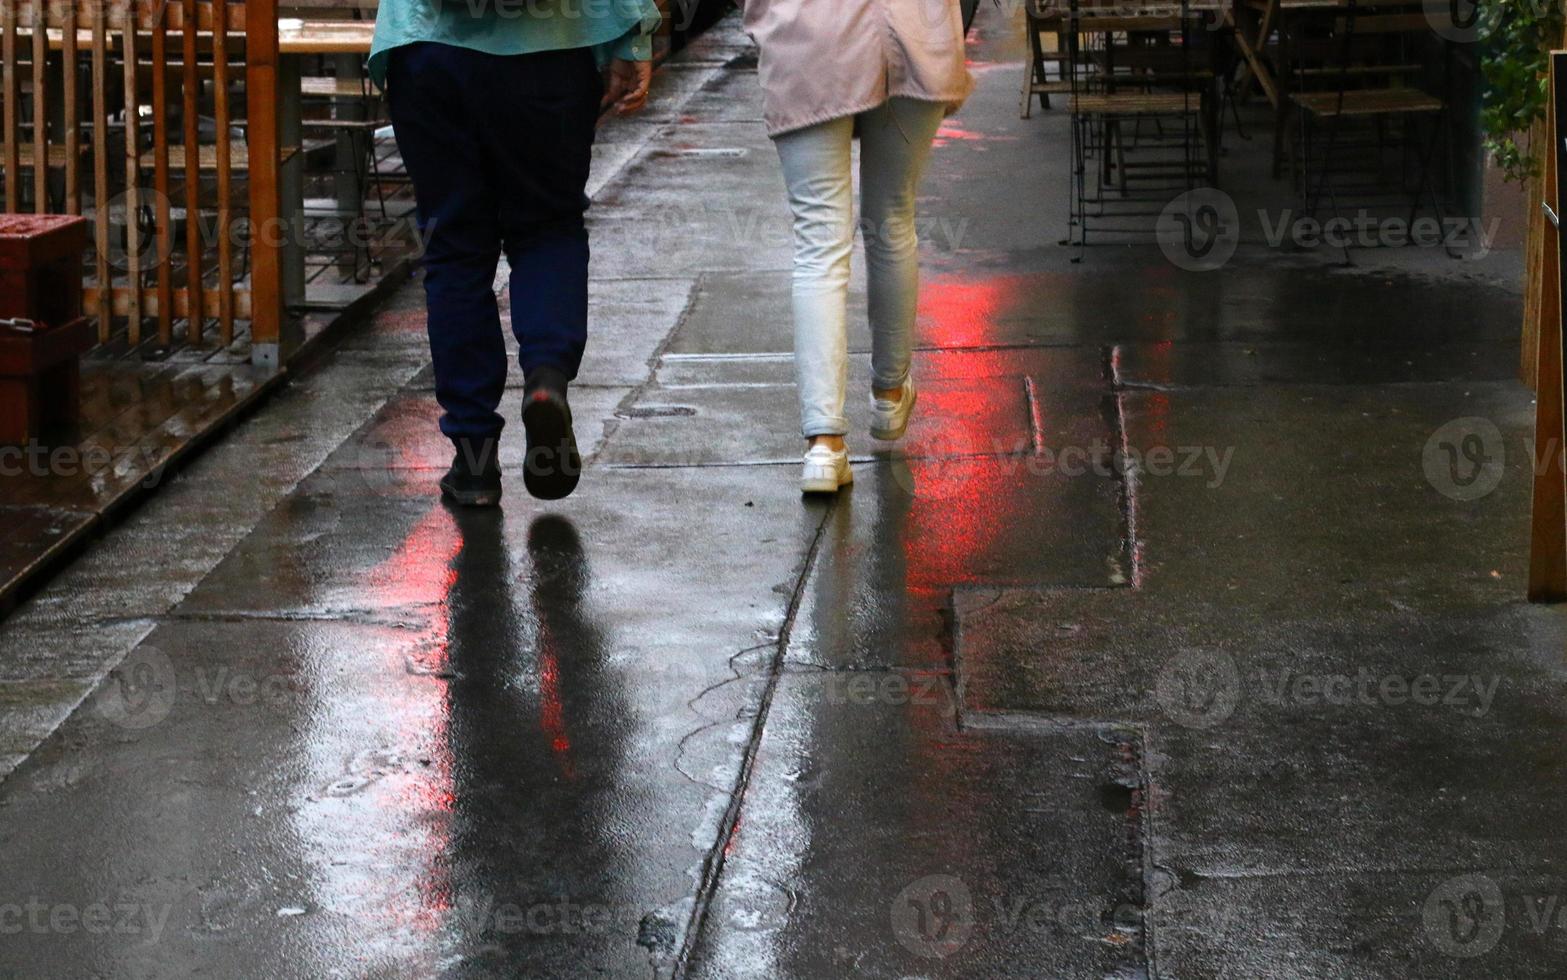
[1061,0,1224,257]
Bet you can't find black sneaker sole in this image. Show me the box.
[522,388,581,501]
[440,475,503,508]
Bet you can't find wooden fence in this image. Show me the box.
[0,0,283,353]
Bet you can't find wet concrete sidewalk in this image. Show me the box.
[3,6,1566,978]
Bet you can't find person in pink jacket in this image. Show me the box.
[740,0,975,493]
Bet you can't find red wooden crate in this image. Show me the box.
[0,214,93,445]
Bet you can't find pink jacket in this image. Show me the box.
[738,0,975,137]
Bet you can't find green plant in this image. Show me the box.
[1481,0,1566,183]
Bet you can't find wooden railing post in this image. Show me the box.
[245,0,288,369]
[1529,51,1567,602]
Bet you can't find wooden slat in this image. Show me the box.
[1530,51,1567,601]
[139,140,306,170]
[300,75,371,98]
[62,0,80,213]
[3,0,18,212]
[24,25,246,55]
[214,0,234,343]
[0,142,86,166]
[247,0,283,349]
[121,0,142,341]
[1521,24,1567,387]
[150,0,173,343]
[31,0,48,211]
[276,19,374,54]
[1069,92,1202,114]
[1333,12,1428,31]
[85,284,254,320]
[1071,14,1186,30]
[181,0,203,342]
[1291,87,1443,116]
[90,0,111,341]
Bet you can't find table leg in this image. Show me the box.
[279,53,305,310]
[330,52,365,280]
[330,54,364,214]
[1227,4,1279,109]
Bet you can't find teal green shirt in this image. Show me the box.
[369,0,661,86]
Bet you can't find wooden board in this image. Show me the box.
[1529,51,1567,602]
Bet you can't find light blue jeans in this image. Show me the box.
[774,98,947,438]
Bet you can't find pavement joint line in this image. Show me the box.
[592,278,705,471]
[659,352,795,361]
[605,449,1054,469]
[780,662,954,676]
[948,576,1162,972]
[159,608,436,624]
[658,342,1106,362]
[1108,382,1144,588]
[950,713,1159,975]
[578,275,718,283]
[1025,375,1047,455]
[668,495,838,979]
[651,382,791,389]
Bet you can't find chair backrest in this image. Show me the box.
[1287,0,1446,99]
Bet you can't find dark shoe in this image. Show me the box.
[521,369,581,501]
[440,436,502,507]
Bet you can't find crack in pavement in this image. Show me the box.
[667,498,838,979]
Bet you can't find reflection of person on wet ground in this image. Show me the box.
[438,513,636,971]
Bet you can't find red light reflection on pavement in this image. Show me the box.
[536,642,576,778]
[918,272,1030,350]
[903,273,1036,585]
[340,503,464,940]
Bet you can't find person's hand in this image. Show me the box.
[602,59,653,116]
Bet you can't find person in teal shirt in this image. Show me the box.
[374,0,661,505]
[369,0,661,89]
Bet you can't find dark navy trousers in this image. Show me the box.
[386,42,603,441]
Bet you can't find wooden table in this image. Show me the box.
[275,19,376,309]
[278,18,375,54]
[1226,0,1341,109]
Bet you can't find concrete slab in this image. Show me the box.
[316,385,632,482]
[663,270,872,357]
[785,454,1125,673]
[686,672,1150,979]
[1114,339,1521,387]
[1116,381,1537,600]
[601,372,1040,467]
[0,464,832,977]
[913,260,1524,350]
[0,617,713,980]
[950,377,1567,974]
[589,124,794,282]
[607,345,1112,467]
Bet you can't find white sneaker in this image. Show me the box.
[870,377,918,441]
[800,444,853,494]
